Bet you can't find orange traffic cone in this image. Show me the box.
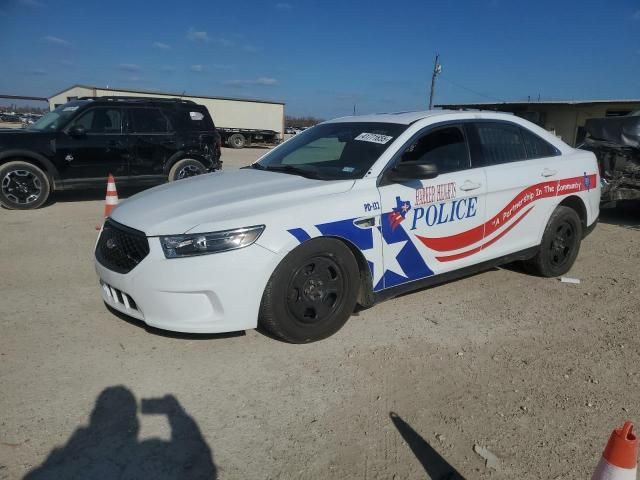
[104,174,119,218]
[592,421,638,480]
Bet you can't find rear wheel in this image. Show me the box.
[259,238,360,343]
[168,159,207,182]
[524,206,582,277]
[0,161,50,210]
[228,133,246,149]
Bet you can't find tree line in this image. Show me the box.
[285,115,325,128]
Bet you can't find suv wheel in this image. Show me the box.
[524,206,582,277]
[168,159,207,182]
[0,161,51,210]
[259,238,360,343]
[228,133,246,149]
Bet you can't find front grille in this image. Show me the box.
[96,219,150,274]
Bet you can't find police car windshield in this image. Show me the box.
[27,101,89,131]
[256,122,407,180]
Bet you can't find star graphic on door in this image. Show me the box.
[362,226,408,290]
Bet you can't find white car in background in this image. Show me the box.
[95,110,600,343]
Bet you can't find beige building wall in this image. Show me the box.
[513,102,640,145]
[438,101,640,146]
[49,86,285,137]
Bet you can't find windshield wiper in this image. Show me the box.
[242,163,265,170]
[262,165,324,180]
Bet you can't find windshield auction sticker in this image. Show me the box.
[355,132,393,144]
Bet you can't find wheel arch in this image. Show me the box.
[558,195,587,233]
[0,150,60,182]
[334,237,376,308]
[282,235,375,309]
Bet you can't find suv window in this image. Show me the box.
[129,108,172,133]
[520,127,559,159]
[72,108,122,134]
[401,126,469,174]
[475,122,527,165]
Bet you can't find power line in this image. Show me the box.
[438,75,505,103]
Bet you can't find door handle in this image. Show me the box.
[353,216,377,228]
[459,180,482,191]
[542,168,558,177]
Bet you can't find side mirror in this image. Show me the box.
[69,125,86,138]
[388,161,438,183]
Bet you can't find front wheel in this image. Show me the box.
[524,206,582,277]
[259,238,360,343]
[0,161,51,210]
[168,159,207,182]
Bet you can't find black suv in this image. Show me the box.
[0,96,222,209]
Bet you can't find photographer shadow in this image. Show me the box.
[24,386,216,479]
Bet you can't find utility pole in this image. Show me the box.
[428,53,442,110]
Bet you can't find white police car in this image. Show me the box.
[95,110,600,343]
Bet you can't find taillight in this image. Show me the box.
[215,137,222,156]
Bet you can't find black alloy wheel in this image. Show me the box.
[0,161,51,210]
[286,255,345,324]
[168,159,207,182]
[177,164,204,179]
[548,220,575,268]
[2,169,42,205]
[524,206,582,277]
[259,238,360,343]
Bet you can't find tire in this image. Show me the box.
[168,159,207,182]
[228,133,246,149]
[0,161,51,210]
[259,238,360,343]
[524,206,582,277]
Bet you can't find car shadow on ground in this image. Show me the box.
[390,411,465,479]
[23,386,217,479]
[599,200,640,230]
[105,304,246,341]
[50,186,153,205]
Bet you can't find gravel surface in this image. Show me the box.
[1,148,638,479]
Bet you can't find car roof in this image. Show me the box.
[75,97,202,108]
[325,109,515,125]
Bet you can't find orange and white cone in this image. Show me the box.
[104,173,119,218]
[592,421,638,480]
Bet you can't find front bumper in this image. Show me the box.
[95,237,278,334]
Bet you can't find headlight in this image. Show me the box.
[160,225,265,258]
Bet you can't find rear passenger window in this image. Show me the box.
[520,127,559,159]
[476,123,527,165]
[129,108,172,133]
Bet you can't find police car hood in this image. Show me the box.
[110,169,355,236]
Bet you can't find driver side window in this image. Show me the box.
[71,108,122,134]
[401,126,470,174]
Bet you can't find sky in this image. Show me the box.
[0,0,639,118]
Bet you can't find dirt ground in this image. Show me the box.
[1,147,638,479]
